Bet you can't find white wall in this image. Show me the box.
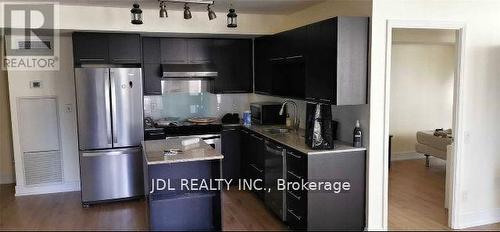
[390,34,455,154]
[6,35,80,194]
[371,0,500,229]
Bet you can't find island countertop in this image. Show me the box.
[142,138,224,165]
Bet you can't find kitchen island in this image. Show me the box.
[142,138,223,231]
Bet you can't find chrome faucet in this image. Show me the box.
[279,99,300,132]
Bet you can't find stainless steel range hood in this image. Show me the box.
[161,63,218,78]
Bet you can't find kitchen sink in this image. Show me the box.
[264,127,291,134]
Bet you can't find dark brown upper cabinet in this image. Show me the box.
[254,16,368,105]
[73,32,141,65]
[305,17,368,105]
[254,36,273,95]
[108,34,141,64]
[73,33,109,64]
[160,38,188,64]
[212,39,253,94]
[145,37,253,94]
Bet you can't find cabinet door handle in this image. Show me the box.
[320,98,332,103]
[287,190,302,200]
[287,170,303,180]
[79,58,105,62]
[269,57,285,61]
[223,128,238,132]
[287,151,301,159]
[250,163,264,173]
[288,209,302,221]
[305,97,315,101]
[113,58,138,62]
[251,134,263,141]
[148,132,165,136]
[286,55,303,60]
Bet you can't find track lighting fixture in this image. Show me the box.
[130,3,143,25]
[184,3,192,19]
[207,4,216,20]
[159,1,168,18]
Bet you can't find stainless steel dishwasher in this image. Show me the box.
[264,139,286,221]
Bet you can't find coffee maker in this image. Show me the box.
[305,102,334,149]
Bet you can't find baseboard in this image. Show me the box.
[456,208,500,229]
[15,181,80,196]
[0,174,15,184]
[391,151,425,161]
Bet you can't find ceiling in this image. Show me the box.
[12,0,325,15]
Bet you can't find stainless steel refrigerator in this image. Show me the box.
[75,67,144,205]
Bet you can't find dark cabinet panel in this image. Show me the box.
[212,39,253,94]
[221,126,241,181]
[143,63,162,95]
[240,129,265,199]
[160,38,188,64]
[143,37,161,64]
[254,36,273,95]
[305,19,336,104]
[188,39,213,64]
[73,33,109,64]
[73,33,141,65]
[108,34,141,64]
[254,16,368,105]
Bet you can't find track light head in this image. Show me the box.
[207,4,216,20]
[159,1,168,18]
[184,3,192,19]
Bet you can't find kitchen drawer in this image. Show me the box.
[286,149,307,177]
[286,196,307,230]
[248,162,265,199]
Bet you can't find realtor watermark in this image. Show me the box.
[1,2,60,71]
[149,178,352,194]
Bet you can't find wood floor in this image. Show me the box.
[2,159,499,230]
[389,158,500,231]
[0,185,286,230]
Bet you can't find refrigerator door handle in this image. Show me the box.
[104,70,112,146]
[110,70,118,147]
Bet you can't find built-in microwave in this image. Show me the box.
[250,102,286,125]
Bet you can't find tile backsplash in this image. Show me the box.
[144,93,250,121]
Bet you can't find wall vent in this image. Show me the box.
[23,151,63,185]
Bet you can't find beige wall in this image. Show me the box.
[7,35,80,194]
[0,4,286,35]
[280,0,372,30]
[389,30,456,154]
[371,0,500,229]
[0,37,14,184]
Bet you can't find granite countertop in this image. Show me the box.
[142,138,223,165]
[243,124,367,155]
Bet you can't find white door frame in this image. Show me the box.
[383,19,466,229]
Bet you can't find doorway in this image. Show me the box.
[384,20,465,229]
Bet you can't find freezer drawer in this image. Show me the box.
[80,147,144,203]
